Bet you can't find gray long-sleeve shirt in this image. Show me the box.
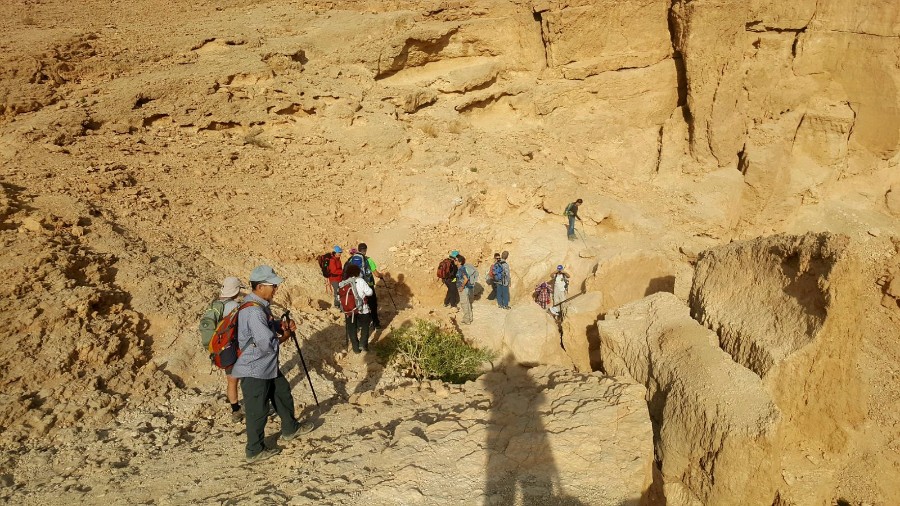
[230,292,282,380]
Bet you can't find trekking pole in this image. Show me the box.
[578,222,590,249]
[551,291,586,308]
[281,310,319,407]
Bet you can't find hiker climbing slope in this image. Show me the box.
[564,199,583,240]
[338,263,374,353]
[318,246,344,308]
[344,243,385,329]
[437,250,460,308]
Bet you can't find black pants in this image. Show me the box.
[345,313,372,352]
[443,279,460,307]
[240,371,300,458]
[368,288,381,327]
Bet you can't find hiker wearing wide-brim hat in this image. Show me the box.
[218,276,245,422]
[231,265,314,464]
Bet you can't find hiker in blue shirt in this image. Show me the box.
[494,251,511,309]
[455,254,475,325]
[231,265,314,464]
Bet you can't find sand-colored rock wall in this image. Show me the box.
[598,292,782,505]
[690,233,866,456]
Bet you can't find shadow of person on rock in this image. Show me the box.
[282,320,348,423]
[484,356,586,505]
[381,272,413,313]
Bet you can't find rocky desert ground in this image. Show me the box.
[1,0,898,504]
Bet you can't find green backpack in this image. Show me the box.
[198,299,226,350]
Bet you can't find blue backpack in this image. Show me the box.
[491,262,503,282]
[346,254,373,283]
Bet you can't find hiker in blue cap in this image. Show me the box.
[437,250,460,308]
[325,246,344,308]
[549,265,570,317]
[231,265,314,464]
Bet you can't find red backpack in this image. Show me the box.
[338,279,365,318]
[436,258,453,279]
[316,253,332,278]
[208,301,260,369]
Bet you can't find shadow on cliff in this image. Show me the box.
[484,356,586,505]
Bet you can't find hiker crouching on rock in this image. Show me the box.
[339,264,374,353]
[231,265,314,464]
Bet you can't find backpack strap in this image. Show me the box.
[236,301,262,351]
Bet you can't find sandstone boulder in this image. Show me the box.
[355,364,655,505]
[598,292,782,505]
[502,304,572,368]
[690,233,866,451]
[585,250,676,314]
[560,291,604,372]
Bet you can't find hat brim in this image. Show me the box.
[220,286,242,298]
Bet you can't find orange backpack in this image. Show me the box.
[208,301,260,369]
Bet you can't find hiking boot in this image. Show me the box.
[231,408,243,424]
[245,447,280,464]
[282,421,315,441]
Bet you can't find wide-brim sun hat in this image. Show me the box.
[220,276,245,297]
[249,265,284,285]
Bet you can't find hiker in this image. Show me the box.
[534,281,552,309]
[201,277,246,422]
[219,277,245,421]
[343,243,385,329]
[338,263,375,353]
[321,246,344,308]
[549,265,570,317]
[437,250,460,308]
[486,253,500,301]
[564,198,583,240]
[494,251,511,309]
[455,254,475,325]
[231,265,314,464]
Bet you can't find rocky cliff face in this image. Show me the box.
[0,1,897,504]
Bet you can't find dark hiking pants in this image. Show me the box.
[345,313,372,352]
[443,278,460,307]
[241,371,300,458]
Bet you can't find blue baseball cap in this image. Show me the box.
[557,265,564,271]
[249,265,284,284]
[450,250,459,258]
[334,245,343,253]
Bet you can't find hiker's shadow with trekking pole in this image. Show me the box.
[377,272,413,328]
[282,321,349,423]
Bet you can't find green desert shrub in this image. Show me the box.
[374,319,494,384]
